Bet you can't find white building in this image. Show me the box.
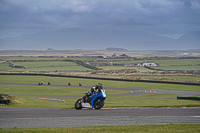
[135,61,158,67]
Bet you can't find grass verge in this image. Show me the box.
[0,124,199,133]
[1,93,200,108]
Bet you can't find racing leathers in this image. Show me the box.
[83,85,101,103]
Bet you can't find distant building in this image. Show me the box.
[182,53,189,55]
[135,61,158,67]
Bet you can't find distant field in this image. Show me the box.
[111,59,200,66]
[12,61,78,68]
[5,56,98,62]
[6,66,92,72]
[154,59,200,66]
[152,66,200,71]
[98,66,156,72]
[0,57,6,60]
[4,56,96,61]
[0,57,200,78]
[100,74,200,83]
[0,61,93,72]
[96,58,200,72]
[0,63,9,70]
[6,56,66,61]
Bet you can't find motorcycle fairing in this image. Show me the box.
[91,91,106,107]
[81,102,92,108]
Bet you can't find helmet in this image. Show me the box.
[97,83,103,89]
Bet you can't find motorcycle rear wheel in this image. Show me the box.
[94,99,104,110]
[75,98,82,110]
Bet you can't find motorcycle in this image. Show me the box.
[75,89,106,110]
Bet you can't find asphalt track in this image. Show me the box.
[0,108,200,128]
[0,82,200,128]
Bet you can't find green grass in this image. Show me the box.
[110,59,200,66]
[111,60,141,64]
[0,96,73,108]
[0,85,130,95]
[2,57,200,74]
[0,56,7,60]
[98,66,156,72]
[0,64,93,72]
[1,87,200,108]
[0,75,200,92]
[5,56,97,61]
[12,61,78,68]
[0,124,199,133]
[7,66,92,72]
[6,56,66,61]
[0,61,93,72]
[0,75,200,108]
[153,65,200,71]
[103,75,200,83]
[105,93,200,108]
[0,63,10,70]
[99,58,200,72]
[155,59,200,66]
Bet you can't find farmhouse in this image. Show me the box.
[135,61,158,67]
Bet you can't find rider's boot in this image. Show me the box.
[82,97,86,103]
[87,97,92,103]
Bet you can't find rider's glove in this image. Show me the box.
[87,91,91,96]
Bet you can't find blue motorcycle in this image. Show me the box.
[75,89,106,110]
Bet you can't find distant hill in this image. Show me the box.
[106,47,129,52]
[0,28,199,50]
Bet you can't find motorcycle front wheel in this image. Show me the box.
[75,98,82,110]
[94,99,104,110]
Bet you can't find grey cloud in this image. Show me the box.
[190,0,200,9]
[0,0,199,36]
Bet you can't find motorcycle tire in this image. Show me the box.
[75,98,82,110]
[94,99,104,110]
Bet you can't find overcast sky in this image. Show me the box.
[0,0,200,39]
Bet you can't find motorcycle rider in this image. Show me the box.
[91,83,103,94]
[83,83,103,103]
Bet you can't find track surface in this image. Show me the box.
[1,108,200,128]
[0,82,200,128]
